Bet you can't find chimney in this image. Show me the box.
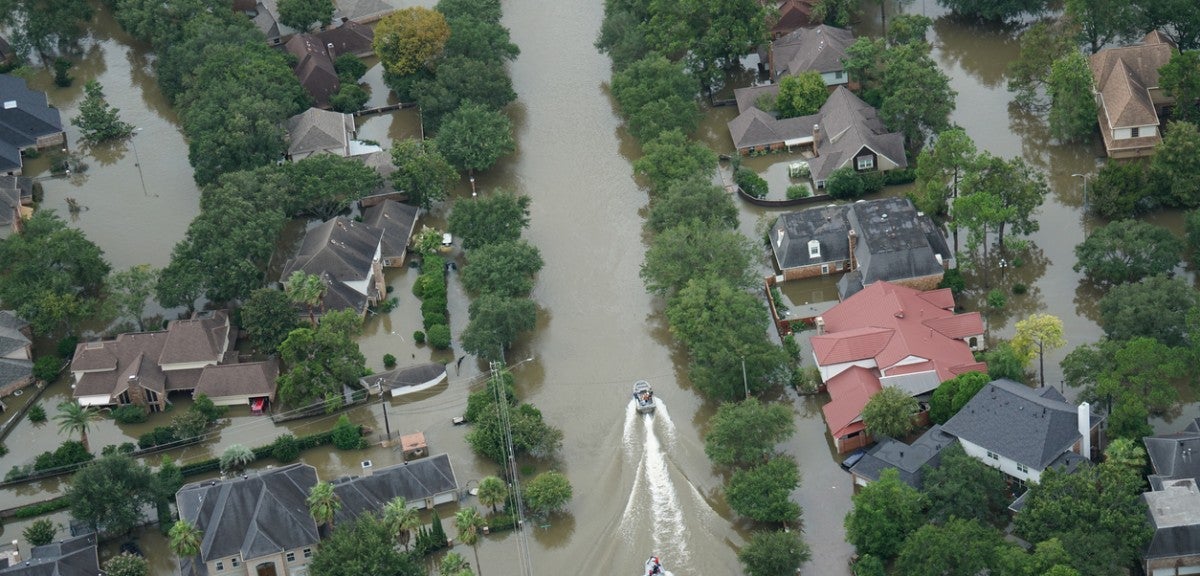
[815,316,825,335]
[1078,402,1091,459]
[327,42,335,58]
[847,229,857,271]
[361,460,373,476]
[812,124,821,156]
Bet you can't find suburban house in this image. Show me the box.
[332,453,459,519]
[360,362,447,398]
[0,310,32,397]
[1143,477,1200,576]
[770,197,954,298]
[768,24,854,85]
[333,0,399,25]
[239,0,299,45]
[70,311,278,412]
[727,87,907,189]
[0,37,13,68]
[361,199,419,267]
[281,217,386,318]
[0,175,32,236]
[811,281,986,453]
[0,533,98,576]
[847,424,956,490]
[1146,418,1200,490]
[316,21,374,57]
[0,74,66,176]
[175,464,321,576]
[285,35,341,109]
[1089,30,1176,158]
[284,108,380,161]
[941,379,1102,484]
[770,0,820,39]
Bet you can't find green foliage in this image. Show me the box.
[111,405,148,424]
[937,0,1047,21]
[1161,51,1200,125]
[786,184,811,199]
[32,355,61,382]
[704,398,795,468]
[610,55,701,141]
[861,386,919,439]
[67,454,157,535]
[219,444,255,472]
[632,129,717,193]
[285,154,382,219]
[23,518,56,546]
[1048,52,1098,143]
[56,335,79,358]
[825,166,865,199]
[1098,274,1197,346]
[873,42,957,152]
[466,379,561,462]
[738,529,811,576]
[277,0,334,31]
[982,341,1027,383]
[383,353,397,369]
[952,153,1048,252]
[277,311,367,410]
[373,7,451,77]
[171,409,209,441]
[638,0,765,89]
[913,128,978,217]
[886,13,933,46]
[937,267,965,294]
[929,371,990,424]
[433,102,515,173]
[523,470,573,516]
[415,55,517,132]
[461,240,544,297]
[413,330,426,344]
[240,288,300,354]
[441,13,520,63]
[641,223,759,296]
[137,426,180,450]
[776,71,829,118]
[1151,121,1200,208]
[427,324,452,350]
[390,139,459,210]
[72,81,135,145]
[10,497,70,518]
[895,517,1003,576]
[844,468,926,560]
[448,191,531,250]
[52,58,73,87]
[1073,220,1182,284]
[460,294,536,359]
[331,414,366,450]
[334,54,368,83]
[852,554,887,576]
[102,552,149,576]
[271,434,301,463]
[1089,159,1149,220]
[309,513,424,576]
[921,443,1010,524]
[26,402,46,424]
[1007,19,1079,110]
[329,85,368,114]
[647,177,738,233]
[726,456,802,523]
[734,167,769,198]
[1066,0,1139,55]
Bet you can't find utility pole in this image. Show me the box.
[379,393,391,444]
[741,356,749,399]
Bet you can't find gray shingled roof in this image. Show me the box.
[315,21,374,58]
[176,463,320,572]
[0,75,63,174]
[333,0,398,23]
[1145,479,1200,562]
[771,25,855,78]
[158,310,229,366]
[941,379,1101,471]
[848,425,957,489]
[0,534,98,576]
[808,87,907,181]
[0,310,30,357]
[331,454,458,522]
[360,363,447,393]
[283,217,381,281]
[842,197,949,296]
[1145,418,1200,491]
[361,200,418,261]
[770,204,850,270]
[284,108,354,158]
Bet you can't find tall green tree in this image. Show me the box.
[277,309,367,410]
[460,294,537,360]
[1073,220,1182,285]
[476,476,508,514]
[844,468,926,560]
[1098,274,1197,346]
[895,518,1004,576]
[1065,0,1138,54]
[776,71,829,118]
[373,7,450,76]
[169,519,202,575]
[641,223,758,296]
[284,271,325,327]
[433,102,516,174]
[523,470,573,516]
[442,15,520,63]
[390,139,458,209]
[1136,0,1200,50]
[725,456,802,524]
[240,288,300,354]
[382,496,421,551]
[72,81,135,144]
[737,529,811,576]
[54,402,100,452]
[861,386,919,440]
[448,191,531,250]
[277,0,334,31]
[1089,159,1150,219]
[632,129,717,193]
[929,370,991,424]
[1160,51,1200,125]
[647,177,738,233]
[921,443,1010,524]
[641,0,765,89]
[1011,313,1066,386]
[415,55,517,132]
[1048,52,1099,143]
[912,128,978,236]
[704,397,796,468]
[67,454,157,535]
[1007,19,1079,110]
[284,154,381,219]
[610,55,701,142]
[1151,121,1200,208]
[107,264,159,331]
[307,481,342,536]
[0,0,93,60]
[309,513,423,576]
[455,507,486,576]
[878,43,957,153]
[466,399,563,462]
[460,240,544,298]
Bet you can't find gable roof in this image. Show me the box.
[771,25,855,78]
[361,200,418,259]
[159,310,231,366]
[176,463,320,570]
[285,35,340,109]
[771,0,819,36]
[331,454,458,522]
[841,196,951,295]
[194,358,279,400]
[1145,479,1200,561]
[0,534,98,576]
[333,0,398,23]
[0,75,64,173]
[941,379,1101,471]
[733,84,780,115]
[807,87,908,181]
[1090,31,1174,130]
[0,310,30,357]
[282,217,382,283]
[770,203,851,270]
[315,21,374,58]
[285,108,354,158]
[848,425,957,489]
[1145,418,1200,491]
[821,365,880,438]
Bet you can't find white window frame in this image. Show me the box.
[303,548,313,559]
[821,264,830,274]
[216,561,224,572]
[986,450,999,461]
[231,557,240,568]
[856,155,875,170]
[287,552,296,563]
[1130,126,1140,138]
[1016,463,1029,473]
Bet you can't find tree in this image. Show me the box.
[1090,159,1150,219]
[776,71,829,118]
[647,177,738,233]
[439,552,472,576]
[433,103,515,174]
[610,55,701,142]
[23,518,56,546]
[309,513,423,576]
[878,43,957,153]
[220,444,255,473]
[1161,50,1200,124]
[640,0,765,89]
[1151,121,1200,208]
[277,0,334,31]
[285,271,325,327]
[0,0,93,60]
[704,397,796,468]
[466,399,563,462]
[442,15,520,63]
[71,81,135,145]
[373,7,450,76]
[844,468,926,560]
[523,470,572,516]
[1092,337,1187,415]
[912,128,978,242]
[54,402,100,452]
[641,223,758,296]
[308,481,342,536]
[631,129,717,193]
[414,55,517,132]
[476,476,508,514]
[895,518,1003,576]
[382,497,421,551]
[861,386,919,440]
[155,254,204,315]
[921,443,1010,524]
[1074,220,1182,285]
[1066,0,1138,54]
[936,0,1046,21]
[1007,19,1079,110]
[738,529,811,576]
[461,294,537,360]
[277,310,367,410]
[285,154,382,219]
[240,288,299,353]
[67,454,157,535]
[107,264,159,331]
[390,139,458,209]
[726,456,802,524]
[447,191,531,250]
[1048,52,1098,143]
[929,370,991,424]
[1099,274,1197,346]
[1011,313,1066,386]
[169,519,202,575]
[1137,0,1200,50]
[461,240,544,298]
[455,507,486,576]
[103,553,149,576]
[953,153,1047,263]
[886,13,933,46]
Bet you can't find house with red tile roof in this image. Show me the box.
[811,281,986,453]
[1090,31,1176,158]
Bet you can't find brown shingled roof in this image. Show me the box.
[159,311,230,366]
[194,359,280,400]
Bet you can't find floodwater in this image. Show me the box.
[4,0,1198,573]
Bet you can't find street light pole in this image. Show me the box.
[470,174,476,197]
[130,127,148,197]
[1071,173,1090,212]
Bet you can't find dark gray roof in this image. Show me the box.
[331,453,458,522]
[942,379,1101,471]
[0,534,98,576]
[0,310,30,357]
[840,197,950,296]
[849,425,957,489]
[807,87,907,181]
[361,200,418,260]
[283,217,382,282]
[1145,479,1200,561]
[1145,418,1200,490]
[0,357,31,389]
[0,75,63,174]
[770,204,850,270]
[175,463,320,570]
[315,272,369,316]
[771,25,855,78]
[360,363,447,393]
[733,84,780,114]
[0,176,32,200]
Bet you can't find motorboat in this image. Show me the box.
[644,556,667,576]
[633,380,655,414]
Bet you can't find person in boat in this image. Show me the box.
[648,556,662,575]
[641,390,652,402]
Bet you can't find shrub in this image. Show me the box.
[32,356,62,382]
[383,353,397,368]
[27,403,46,423]
[112,405,148,424]
[938,268,965,295]
[861,171,886,194]
[421,296,448,316]
[427,324,452,350]
[826,167,865,199]
[23,518,56,546]
[422,312,447,331]
[11,497,70,518]
[986,289,1007,309]
[53,58,72,87]
[413,330,426,344]
[782,335,800,358]
[786,184,811,199]
[56,336,79,358]
[883,167,917,185]
[734,167,769,198]
[33,440,93,472]
[119,442,136,454]
[331,415,365,450]
[272,434,300,463]
[0,443,6,457]
[138,426,181,449]
[1012,282,1028,295]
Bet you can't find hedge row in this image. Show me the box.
[178,428,343,477]
[9,497,70,519]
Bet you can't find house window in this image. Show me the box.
[856,155,875,170]
[821,264,830,274]
[231,557,240,567]
[808,239,821,258]
[287,552,296,563]
[1130,127,1140,138]
[1016,463,1029,473]
[835,70,844,79]
[815,180,826,189]
[986,450,999,461]
[303,548,313,559]
[216,562,224,572]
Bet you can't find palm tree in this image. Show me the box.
[307,481,341,537]
[285,271,325,327]
[455,507,486,576]
[476,476,508,514]
[382,496,421,551]
[169,519,203,576]
[439,551,473,576]
[219,444,255,474]
[54,402,100,452]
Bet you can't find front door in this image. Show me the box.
[256,562,277,576]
